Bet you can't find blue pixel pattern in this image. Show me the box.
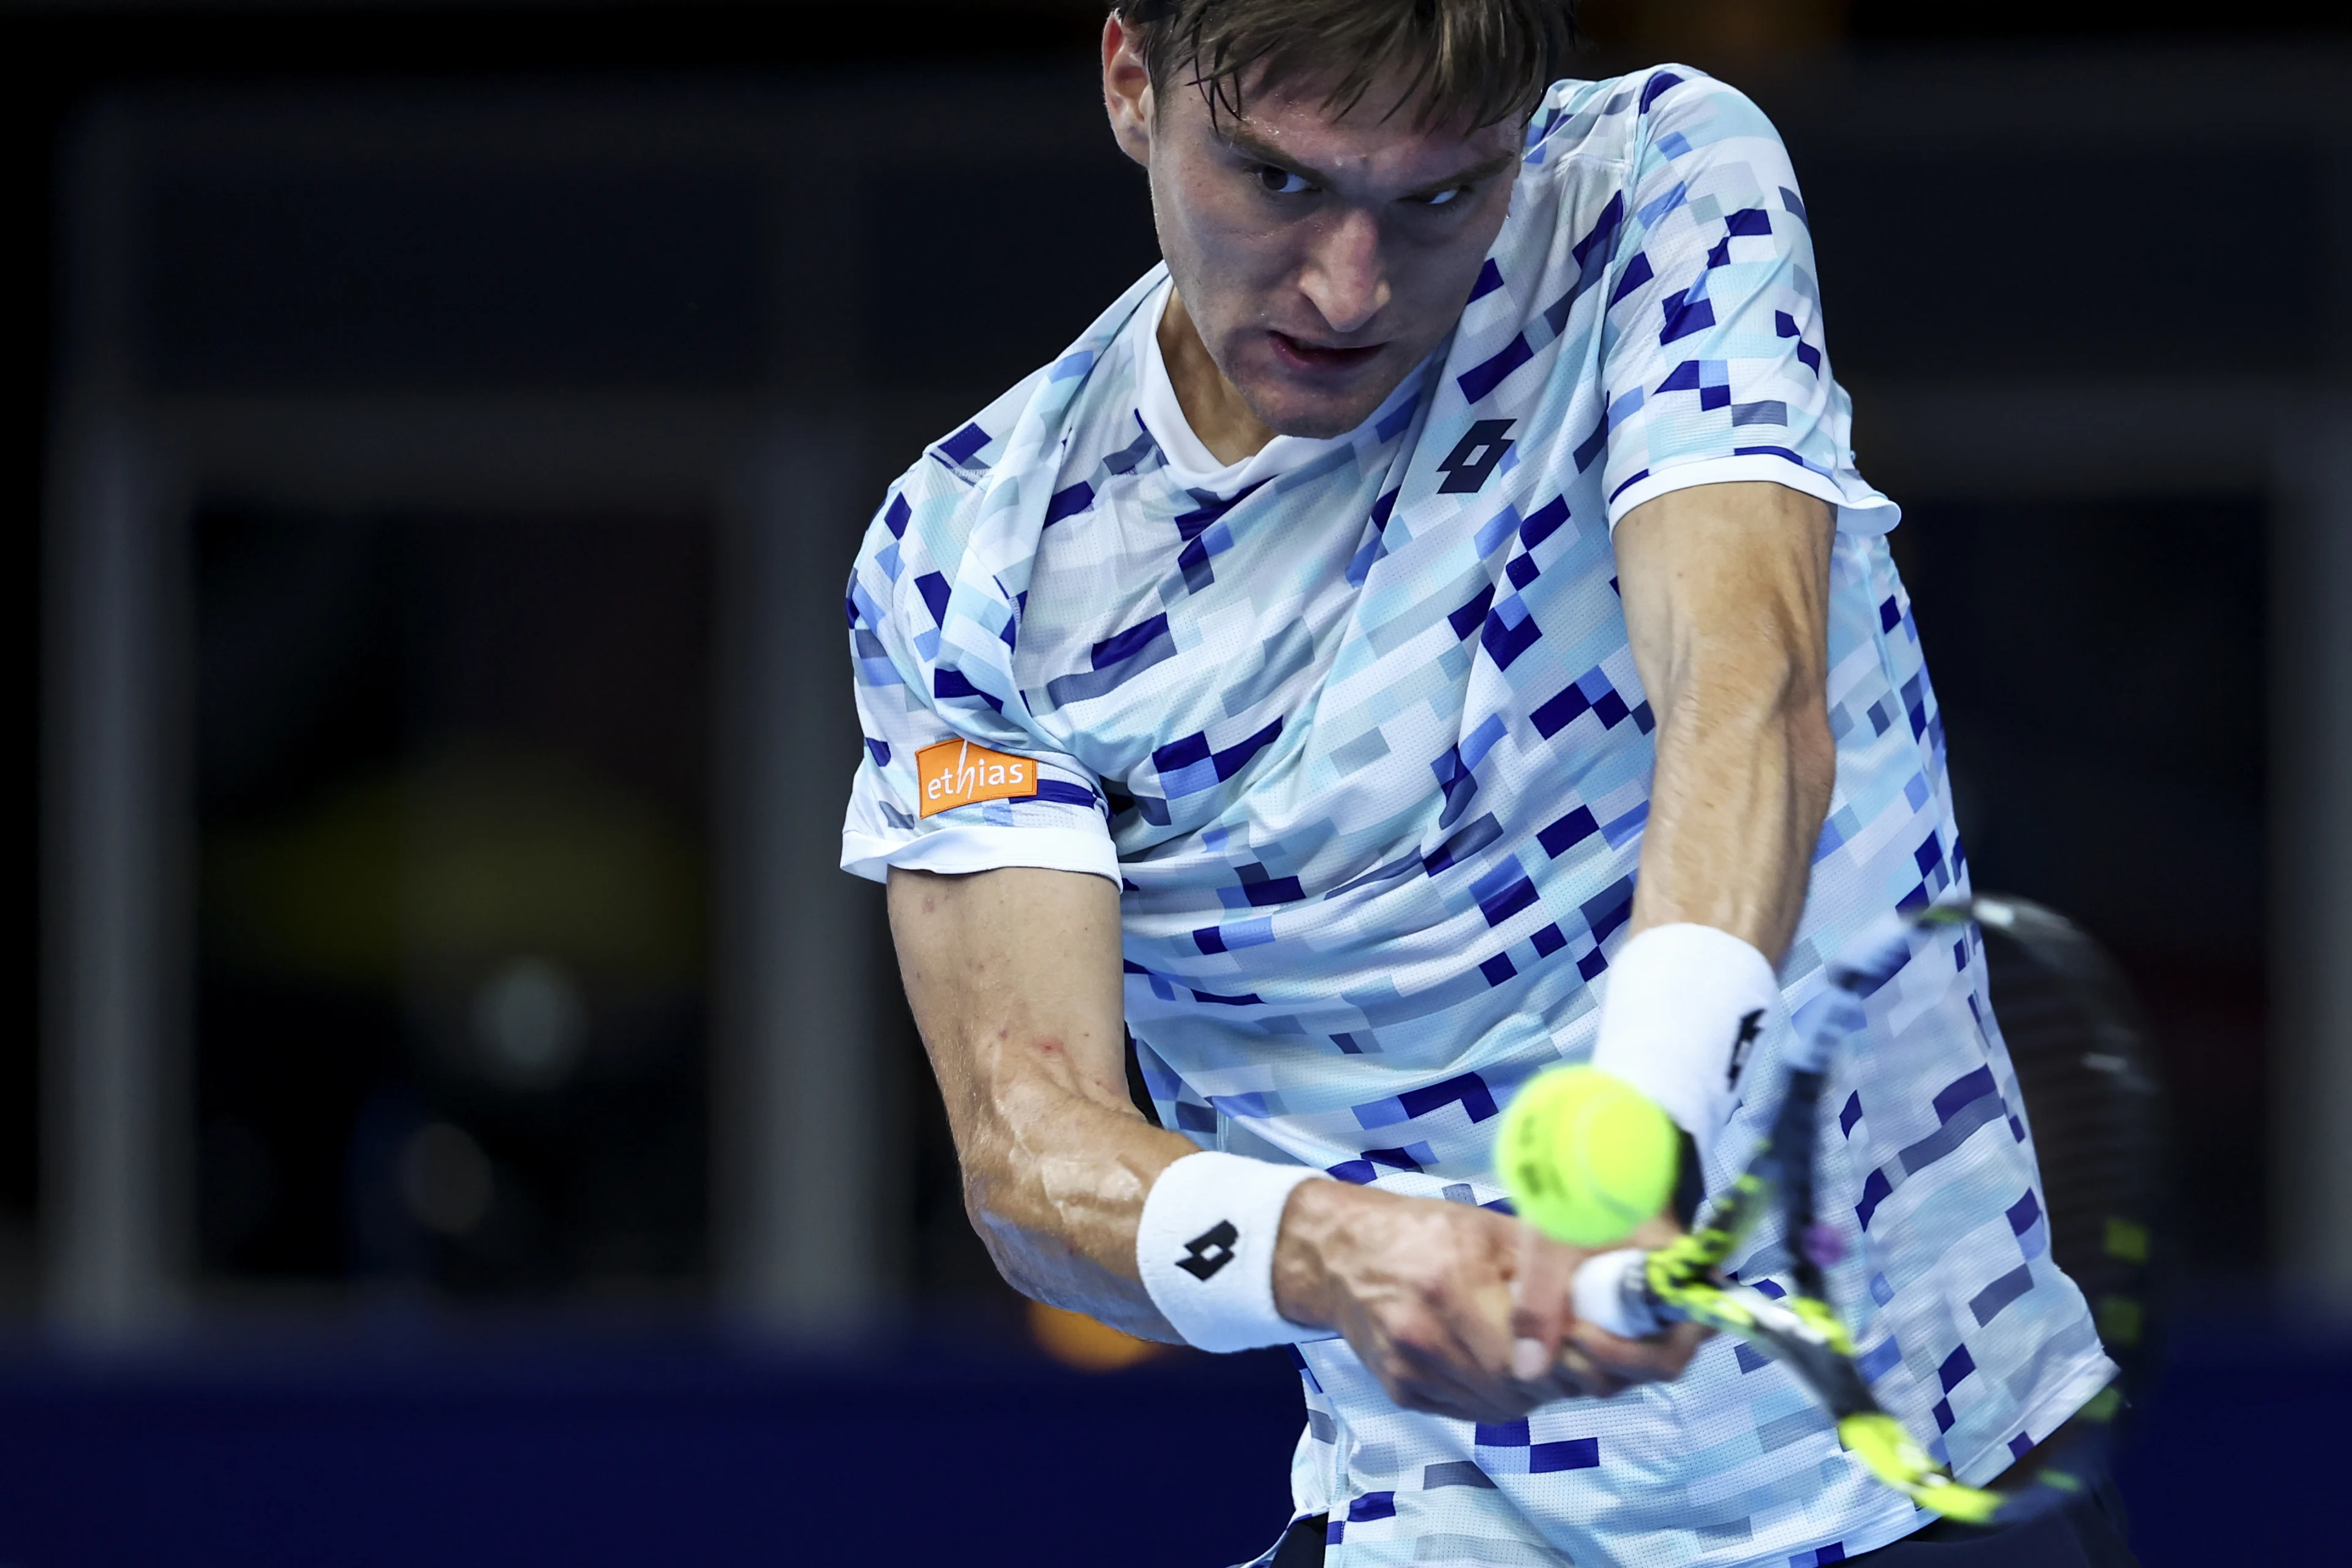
[842,66,2113,1568]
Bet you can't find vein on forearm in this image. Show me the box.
[1641,650,1832,959]
[948,1035,1191,1337]
[1615,482,1836,963]
[891,866,1195,1340]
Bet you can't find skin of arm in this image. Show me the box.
[1612,479,1839,958]
[888,864,1194,1342]
[900,19,1835,1396]
[892,860,1648,1414]
[1273,480,1837,1401]
[886,484,1836,1414]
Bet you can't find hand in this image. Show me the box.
[1271,1183,1707,1422]
[1505,1213,1711,1400]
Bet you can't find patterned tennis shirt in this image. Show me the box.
[840,66,2116,1568]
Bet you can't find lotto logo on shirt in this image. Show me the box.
[916,739,1034,817]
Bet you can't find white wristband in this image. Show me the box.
[1136,1152,1329,1353]
[1592,922,1781,1169]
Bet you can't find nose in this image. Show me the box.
[1297,208,1390,337]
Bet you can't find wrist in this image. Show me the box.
[1136,1151,1333,1352]
[1591,922,1781,1169]
[1269,1175,1370,1331]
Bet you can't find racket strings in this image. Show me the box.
[1980,916,2169,1392]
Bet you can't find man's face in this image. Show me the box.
[1107,27,1523,439]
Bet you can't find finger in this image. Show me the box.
[1508,1227,1575,1382]
[1384,1359,1542,1423]
[1406,1385,1545,1423]
[1572,1317,1711,1384]
[1453,1229,1542,1393]
[1371,1336,1492,1420]
[1356,1208,1551,1422]
[1452,1306,1541,1413]
[1385,1308,1540,1423]
[1555,1341,1627,1400]
[1627,1213,1687,1251]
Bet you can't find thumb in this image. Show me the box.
[1508,1224,1575,1383]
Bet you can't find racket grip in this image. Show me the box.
[1572,1248,1663,1338]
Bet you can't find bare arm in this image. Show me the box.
[1281,488,1830,1404]
[889,488,1822,1404]
[888,864,1197,1340]
[1613,480,1838,959]
[891,862,1698,1414]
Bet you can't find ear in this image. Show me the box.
[1102,11,1155,169]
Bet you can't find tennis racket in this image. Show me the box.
[1566,894,2165,1524]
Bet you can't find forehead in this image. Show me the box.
[1176,65,1524,181]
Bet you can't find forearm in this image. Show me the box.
[952,1060,1200,1338]
[1593,482,1836,1152]
[888,865,1197,1339]
[1634,652,1834,962]
[884,847,1692,1412]
[1616,480,1836,963]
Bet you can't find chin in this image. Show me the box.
[1218,331,1422,441]
[1245,377,1399,442]
[1265,407,1377,440]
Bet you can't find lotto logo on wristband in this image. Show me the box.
[1177,1220,1238,1281]
[1137,1152,1327,1352]
[1726,1008,1765,1088]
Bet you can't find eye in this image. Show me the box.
[1418,185,1468,208]
[1253,165,1311,196]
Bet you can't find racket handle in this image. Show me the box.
[1572,1247,1664,1338]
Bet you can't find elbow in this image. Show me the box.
[958,1167,1016,1259]
[959,1169,1047,1300]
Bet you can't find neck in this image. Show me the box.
[1158,289,1277,466]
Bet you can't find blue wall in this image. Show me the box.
[0,1316,2324,1566]
[0,1332,1306,1567]
[2113,1317,2345,1565]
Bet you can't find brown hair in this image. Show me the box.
[1115,0,1578,132]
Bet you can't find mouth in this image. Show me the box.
[1267,330,1385,373]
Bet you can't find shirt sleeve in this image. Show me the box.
[1594,69,1898,535]
[840,469,1120,887]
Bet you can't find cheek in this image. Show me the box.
[1147,173,1215,290]
[1159,176,1267,269]
[1156,187,1294,315]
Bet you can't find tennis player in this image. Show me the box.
[842,4,2133,1564]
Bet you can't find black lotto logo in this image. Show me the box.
[1725,1008,1765,1089]
[1177,1219,1240,1281]
[1436,420,1516,494]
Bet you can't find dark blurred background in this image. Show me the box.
[2,1,2348,1564]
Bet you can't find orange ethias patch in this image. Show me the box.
[916,739,1037,818]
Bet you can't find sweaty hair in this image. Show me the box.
[1114,0,1579,132]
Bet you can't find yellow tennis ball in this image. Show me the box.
[1496,1065,1678,1246]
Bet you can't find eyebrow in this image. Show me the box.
[1219,126,1518,202]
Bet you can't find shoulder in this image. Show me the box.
[1521,66,1789,181]
[888,369,1054,571]
[915,266,1167,491]
[853,270,1167,625]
